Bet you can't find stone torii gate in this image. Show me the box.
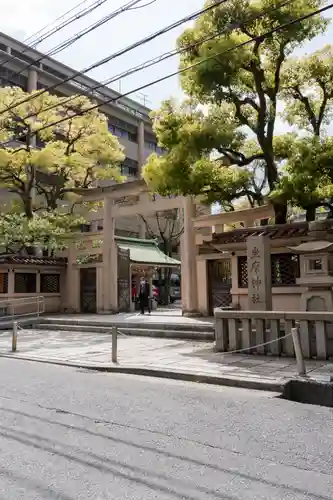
[71,180,199,315]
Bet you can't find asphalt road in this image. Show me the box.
[0,359,332,500]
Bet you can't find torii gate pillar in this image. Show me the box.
[181,197,199,315]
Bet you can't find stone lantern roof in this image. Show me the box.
[287,241,333,254]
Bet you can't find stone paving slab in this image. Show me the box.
[41,310,214,327]
[0,328,332,390]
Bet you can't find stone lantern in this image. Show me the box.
[288,240,333,311]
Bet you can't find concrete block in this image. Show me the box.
[283,379,333,407]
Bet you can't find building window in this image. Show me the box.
[120,157,138,177]
[0,273,8,293]
[128,131,137,143]
[114,127,129,139]
[109,117,137,133]
[42,64,66,81]
[145,141,157,151]
[108,117,137,142]
[80,223,91,233]
[40,274,60,293]
[89,220,103,232]
[121,165,137,177]
[0,68,27,90]
[38,83,64,98]
[238,254,300,288]
[145,141,163,153]
[11,49,35,66]
[14,273,37,293]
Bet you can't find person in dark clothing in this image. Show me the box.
[138,277,151,315]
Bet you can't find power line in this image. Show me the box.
[0,0,229,117]
[13,0,297,123]
[0,0,113,75]
[2,0,332,147]
[24,0,94,46]
[29,0,112,50]
[0,0,145,86]
[128,0,157,8]
[45,0,155,57]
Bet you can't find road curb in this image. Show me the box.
[0,352,286,393]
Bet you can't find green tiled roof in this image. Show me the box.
[115,236,180,267]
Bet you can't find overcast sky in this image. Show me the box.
[0,0,332,111]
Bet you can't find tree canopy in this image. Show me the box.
[0,87,124,250]
[0,87,124,214]
[0,211,85,254]
[143,0,333,223]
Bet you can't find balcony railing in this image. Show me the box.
[215,309,333,359]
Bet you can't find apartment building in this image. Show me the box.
[0,31,163,236]
[0,31,161,177]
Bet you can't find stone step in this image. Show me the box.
[37,317,214,333]
[0,316,40,330]
[30,323,214,341]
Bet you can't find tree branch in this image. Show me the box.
[216,149,265,166]
[139,214,155,239]
[267,42,287,143]
[155,211,165,241]
[227,91,254,132]
[316,80,329,136]
[172,226,184,241]
[292,86,318,134]
[249,59,267,139]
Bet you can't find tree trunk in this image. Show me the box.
[22,195,33,218]
[272,201,287,225]
[260,148,287,224]
[306,205,316,222]
[47,192,60,211]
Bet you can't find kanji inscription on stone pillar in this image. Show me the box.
[247,235,272,310]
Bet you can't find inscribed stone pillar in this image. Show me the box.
[102,197,117,313]
[247,235,272,310]
[181,197,198,315]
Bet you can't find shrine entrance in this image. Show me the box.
[208,259,232,314]
[80,267,97,313]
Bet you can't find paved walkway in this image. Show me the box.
[0,327,332,390]
[42,308,214,328]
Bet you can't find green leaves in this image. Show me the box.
[271,136,333,211]
[0,88,125,213]
[0,88,126,249]
[0,211,85,252]
[282,45,333,135]
[143,0,332,222]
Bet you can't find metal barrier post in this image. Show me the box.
[112,326,118,363]
[291,326,306,376]
[12,321,18,352]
